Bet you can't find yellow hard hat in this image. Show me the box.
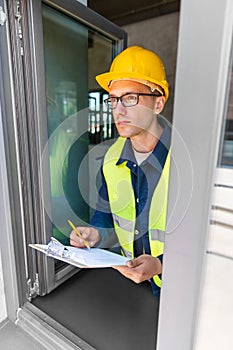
[96,45,169,101]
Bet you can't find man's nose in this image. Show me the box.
[114,100,127,114]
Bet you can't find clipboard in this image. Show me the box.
[29,237,130,268]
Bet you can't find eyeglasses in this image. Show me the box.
[104,92,161,109]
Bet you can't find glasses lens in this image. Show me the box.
[105,94,139,109]
[122,94,138,107]
[104,98,114,109]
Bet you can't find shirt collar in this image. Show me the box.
[116,138,135,166]
[149,116,171,170]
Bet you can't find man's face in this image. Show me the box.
[109,80,165,139]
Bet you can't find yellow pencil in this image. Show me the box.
[68,219,90,250]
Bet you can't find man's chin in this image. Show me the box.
[116,127,133,138]
[117,131,132,138]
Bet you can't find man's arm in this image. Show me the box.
[89,167,118,248]
[70,166,117,248]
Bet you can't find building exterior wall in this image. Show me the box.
[194,169,233,349]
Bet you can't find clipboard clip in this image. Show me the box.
[47,237,68,258]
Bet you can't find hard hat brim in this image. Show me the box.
[96,71,169,101]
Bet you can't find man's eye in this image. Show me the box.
[125,95,137,101]
[110,97,117,103]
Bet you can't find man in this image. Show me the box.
[70,46,171,298]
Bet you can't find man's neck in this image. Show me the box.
[131,122,163,153]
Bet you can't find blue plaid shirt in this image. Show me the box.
[90,116,171,298]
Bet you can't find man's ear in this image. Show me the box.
[154,96,166,114]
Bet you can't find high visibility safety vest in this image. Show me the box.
[103,137,171,287]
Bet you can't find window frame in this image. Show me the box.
[0,0,127,308]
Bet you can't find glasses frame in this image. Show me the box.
[104,92,162,109]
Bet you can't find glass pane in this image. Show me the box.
[218,54,233,167]
[88,33,117,144]
[42,5,115,246]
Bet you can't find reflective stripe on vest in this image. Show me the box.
[103,137,170,287]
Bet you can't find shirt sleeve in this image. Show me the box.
[89,166,116,245]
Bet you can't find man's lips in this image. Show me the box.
[116,120,131,127]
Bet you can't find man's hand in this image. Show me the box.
[70,226,101,248]
[113,254,162,284]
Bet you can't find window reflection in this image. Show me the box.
[218,60,233,167]
[42,5,115,246]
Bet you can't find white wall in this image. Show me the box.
[194,169,233,349]
[195,227,233,349]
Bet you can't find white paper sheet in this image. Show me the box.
[29,240,129,268]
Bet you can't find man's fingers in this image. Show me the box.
[70,229,87,247]
[70,227,101,248]
[70,236,86,247]
[126,257,142,268]
[113,255,160,284]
